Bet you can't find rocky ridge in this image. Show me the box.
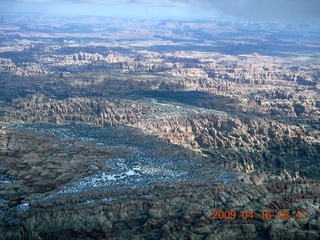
[0,17,319,239]
[1,123,319,239]
[3,90,320,180]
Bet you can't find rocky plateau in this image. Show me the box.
[0,16,319,239]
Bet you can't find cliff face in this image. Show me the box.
[4,89,320,180]
[133,112,320,177]
[2,49,317,93]
[1,127,320,240]
[1,17,320,239]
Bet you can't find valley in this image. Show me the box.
[0,16,319,239]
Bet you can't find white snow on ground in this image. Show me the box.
[0,175,18,184]
[0,210,6,218]
[56,153,190,195]
[17,203,29,214]
[11,124,238,200]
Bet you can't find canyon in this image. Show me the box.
[0,16,319,239]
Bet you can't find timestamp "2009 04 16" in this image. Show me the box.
[212,209,307,220]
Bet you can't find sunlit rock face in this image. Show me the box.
[0,124,204,197]
[0,15,319,239]
[0,124,319,239]
[5,90,320,180]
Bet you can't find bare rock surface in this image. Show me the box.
[0,16,319,239]
[0,124,319,239]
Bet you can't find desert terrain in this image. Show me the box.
[0,16,319,239]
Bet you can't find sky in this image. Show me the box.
[0,0,319,23]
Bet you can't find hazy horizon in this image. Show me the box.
[0,0,319,24]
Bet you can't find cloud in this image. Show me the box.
[0,0,52,2]
[199,0,320,22]
[1,0,320,22]
[10,0,187,5]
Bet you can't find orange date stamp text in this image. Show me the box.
[212,209,307,221]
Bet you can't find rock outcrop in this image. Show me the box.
[4,91,320,180]
[1,16,320,239]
